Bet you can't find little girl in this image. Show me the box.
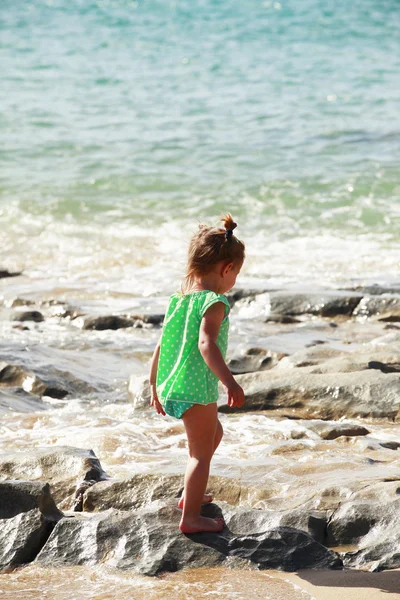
[149,214,245,534]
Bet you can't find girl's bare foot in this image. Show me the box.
[177,493,213,510]
[179,516,224,534]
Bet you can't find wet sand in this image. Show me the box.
[1,565,399,599]
[274,569,400,599]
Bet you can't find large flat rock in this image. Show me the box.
[35,502,341,574]
[220,370,400,420]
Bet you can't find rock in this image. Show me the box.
[12,311,44,323]
[379,441,400,450]
[82,473,263,513]
[83,316,135,330]
[307,349,400,375]
[228,348,284,375]
[0,446,109,509]
[128,313,164,326]
[368,361,400,374]
[305,421,370,440]
[83,313,163,330]
[327,498,400,548]
[45,304,83,320]
[128,376,151,410]
[308,512,328,545]
[275,347,344,369]
[0,481,45,519]
[10,298,35,308]
[0,387,49,415]
[353,295,400,321]
[0,361,96,399]
[345,283,400,296]
[265,314,301,324]
[226,288,273,307]
[0,509,57,572]
[344,521,400,571]
[0,269,21,279]
[0,482,65,572]
[220,370,400,420]
[268,291,363,317]
[35,501,341,574]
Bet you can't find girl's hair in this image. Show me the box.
[183,213,245,292]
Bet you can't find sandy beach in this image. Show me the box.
[275,569,400,599]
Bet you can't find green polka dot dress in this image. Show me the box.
[156,290,230,419]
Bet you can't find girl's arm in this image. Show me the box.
[198,303,245,408]
[149,339,166,415]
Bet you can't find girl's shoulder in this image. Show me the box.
[166,290,230,319]
[194,290,230,320]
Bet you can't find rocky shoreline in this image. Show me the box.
[1,277,399,577]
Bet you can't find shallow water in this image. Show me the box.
[0,565,313,600]
[1,0,399,293]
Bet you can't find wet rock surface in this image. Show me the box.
[1,283,400,577]
[33,500,341,574]
[220,369,400,420]
[0,361,97,400]
[83,314,164,330]
[2,442,400,574]
[228,347,284,374]
[12,310,45,323]
[0,269,21,279]
[269,291,364,317]
[0,446,110,509]
[83,315,137,330]
[353,295,400,321]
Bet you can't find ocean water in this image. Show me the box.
[1,0,399,293]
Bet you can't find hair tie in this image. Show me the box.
[225,229,233,240]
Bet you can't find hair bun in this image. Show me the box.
[222,213,237,232]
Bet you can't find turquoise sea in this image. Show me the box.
[1,0,399,291]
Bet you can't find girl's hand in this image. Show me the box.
[226,381,245,408]
[150,385,166,416]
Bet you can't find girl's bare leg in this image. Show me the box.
[179,403,224,533]
[178,418,223,509]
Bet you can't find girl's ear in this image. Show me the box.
[222,262,234,276]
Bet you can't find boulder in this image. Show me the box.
[12,311,44,323]
[327,482,400,548]
[268,291,363,317]
[275,347,345,370]
[0,481,45,519]
[0,509,56,572]
[220,370,400,421]
[0,446,109,509]
[0,361,96,399]
[9,298,35,308]
[353,295,400,321]
[128,376,151,410]
[228,348,284,375]
[0,483,65,572]
[83,316,135,330]
[304,421,370,440]
[344,521,400,571]
[35,501,341,574]
[0,387,49,415]
[128,313,164,326]
[0,269,21,279]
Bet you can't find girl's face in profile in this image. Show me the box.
[221,261,242,293]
